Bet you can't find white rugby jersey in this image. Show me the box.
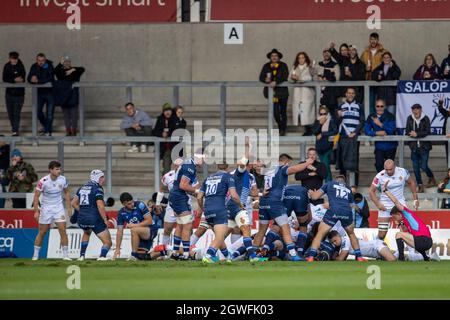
[36,174,68,208]
[308,204,344,234]
[372,167,409,206]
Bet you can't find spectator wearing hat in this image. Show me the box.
[27,53,55,136]
[120,102,154,153]
[54,56,85,136]
[405,103,435,193]
[371,51,401,115]
[259,48,289,136]
[364,98,397,172]
[6,149,38,208]
[316,49,340,116]
[290,51,315,135]
[440,43,450,79]
[153,103,175,174]
[3,52,26,136]
[413,53,441,80]
[0,137,10,208]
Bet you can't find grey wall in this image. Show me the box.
[1,21,449,107]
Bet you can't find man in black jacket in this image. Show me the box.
[295,148,327,205]
[259,49,289,136]
[2,52,26,136]
[27,53,55,136]
[153,103,175,174]
[405,104,435,192]
[0,136,10,208]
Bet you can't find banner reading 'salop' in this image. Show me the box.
[396,80,450,135]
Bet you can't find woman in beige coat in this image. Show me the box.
[291,52,316,135]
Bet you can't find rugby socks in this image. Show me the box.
[80,241,89,257]
[162,234,171,246]
[420,251,430,261]
[62,246,69,258]
[230,233,241,244]
[220,248,230,259]
[190,234,199,246]
[206,247,218,259]
[263,231,279,251]
[353,248,362,258]
[296,232,308,255]
[286,243,297,257]
[243,237,256,258]
[182,241,190,258]
[308,248,318,258]
[131,251,139,258]
[231,246,247,259]
[100,245,110,258]
[33,246,41,259]
[396,238,405,261]
[173,235,182,253]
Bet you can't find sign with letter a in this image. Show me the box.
[224,24,243,44]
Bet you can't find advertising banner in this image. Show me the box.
[0,228,49,258]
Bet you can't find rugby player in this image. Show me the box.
[328,230,396,261]
[226,157,262,261]
[168,151,204,260]
[383,181,433,261]
[369,160,418,239]
[197,163,244,264]
[156,158,184,247]
[114,192,158,261]
[307,175,366,262]
[253,153,314,261]
[71,170,112,261]
[32,161,71,261]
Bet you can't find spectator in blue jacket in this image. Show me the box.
[364,99,397,172]
[27,53,55,136]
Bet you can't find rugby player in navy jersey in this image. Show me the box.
[113,192,159,261]
[307,175,367,262]
[197,163,244,264]
[71,170,112,261]
[168,151,204,260]
[253,153,314,261]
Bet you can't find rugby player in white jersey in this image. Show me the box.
[369,160,418,240]
[328,230,396,261]
[156,158,184,247]
[32,161,72,261]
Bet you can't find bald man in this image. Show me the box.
[369,160,418,240]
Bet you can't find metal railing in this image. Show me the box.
[0,80,398,137]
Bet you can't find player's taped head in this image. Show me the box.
[90,169,105,184]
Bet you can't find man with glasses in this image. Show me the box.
[364,99,397,172]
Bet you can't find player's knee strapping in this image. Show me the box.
[378,221,389,232]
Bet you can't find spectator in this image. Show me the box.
[0,137,10,208]
[27,53,55,136]
[437,97,450,164]
[120,102,154,153]
[405,103,435,193]
[312,105,338,182]
[336,87,364,186]
[259,49,289,136]
[2,52,26,136]
[294,148,327,205]
[316,49,340,117]
[364,98,397,172]
[6,149,38,208]
[360,32,387,114]
[440,43,450,79]
[170,105,187,132]
[345,45,366,104]
[153,103,175,174]
[290,52,315,135]
[53,56,85,136]
[371,51,401,115]
[437,168,450,209]
[249,159,265,192]
[351,186,370,228]
[413,53,441,80]
[329,42,350,102]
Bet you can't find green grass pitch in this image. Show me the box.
[0,259,450,300]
